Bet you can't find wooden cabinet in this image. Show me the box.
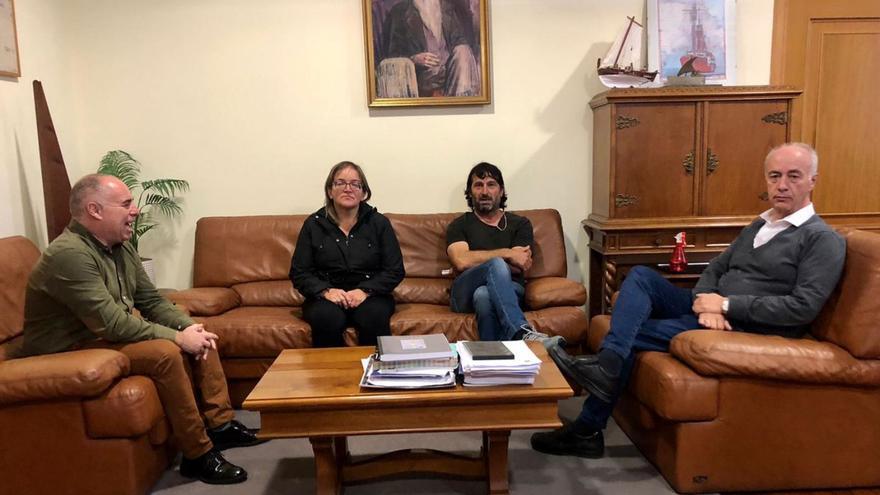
[585,86,800,318]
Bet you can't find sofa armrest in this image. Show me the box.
[166,287,241,316]
[671,330,880,387]
[0,349,130,405]
[525,277,586,310]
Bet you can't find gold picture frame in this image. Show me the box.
[0,0,20,78]
[363,0,490,108]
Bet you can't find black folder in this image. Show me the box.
[461,341,515,360]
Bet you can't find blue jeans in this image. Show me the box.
[576,266,697,431]
[450,257,527,341]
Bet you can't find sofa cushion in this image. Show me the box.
[393,278,451,305]
[386,213,459,278]
[526,307,589,344]
[525,277,587,309]
[203,307,311,357]
[167,287,241,316]
[628,351,719,421]
[193,215,305,287]
[233,280,304,307]
[671,329,880,386]
[811,229,880,359]
[0,349,130,405]
[83,375,166,439]
[587,315,612,353]
[0,236,41,345]
[522,209,567,278]
[391,304,478,342]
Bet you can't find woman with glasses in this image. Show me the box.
[290,161,405,347]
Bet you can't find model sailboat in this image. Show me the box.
[597,16,658,88]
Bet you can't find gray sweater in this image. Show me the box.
[693,215,845,337]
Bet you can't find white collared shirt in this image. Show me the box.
[753,203,816,248]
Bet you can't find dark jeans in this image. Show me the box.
[449,257,527,341]
[577,266,698,431]
[303,294,395,347]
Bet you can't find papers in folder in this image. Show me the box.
[360,355,457,389]
[457,340,542,386]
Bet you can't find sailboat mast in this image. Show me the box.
[614,16,636,67]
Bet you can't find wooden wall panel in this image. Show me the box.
[771,0,880,226]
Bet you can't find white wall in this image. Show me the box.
[2,0,773,289]
[0,0,78,243]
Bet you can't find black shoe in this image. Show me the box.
[179,450,248,485]
[531,423,604,458]
[208,420,268,451]
[547,343,617,403]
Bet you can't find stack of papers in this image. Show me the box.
[377,334,455,362]
[457,340,542,386]
[360,355,458,389]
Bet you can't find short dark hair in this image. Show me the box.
[464,162,507,209]
[324,161,372,223]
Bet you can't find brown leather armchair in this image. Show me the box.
[588,228,880,493]
[0,236,173,495]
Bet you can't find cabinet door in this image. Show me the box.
[702,100,790,216]
[612,103,698,218]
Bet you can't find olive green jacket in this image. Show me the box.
[20,221,192,357]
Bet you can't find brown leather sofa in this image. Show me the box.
[168,209,588,406]
[0,236,173,495]
[588,228,880,493]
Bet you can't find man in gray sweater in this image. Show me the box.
[533,142,846,458]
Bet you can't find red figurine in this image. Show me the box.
[669,231,688,273]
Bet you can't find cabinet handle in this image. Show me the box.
[616,115,640,129]
[615,194,639,208]
[706,148,720,175]
[758,192,769,201]
[761,112,788,125]
[682,151,695,175]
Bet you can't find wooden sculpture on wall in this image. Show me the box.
[33,80,71,242]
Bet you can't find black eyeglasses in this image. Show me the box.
[332,180,363,191]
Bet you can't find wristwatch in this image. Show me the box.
[721,298,729,314]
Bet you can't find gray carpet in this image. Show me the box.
[151,397,685,494]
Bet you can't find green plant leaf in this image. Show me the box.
[131,223,156,251]
[142,194,183,217]
[96,149,189,253]
[97,150,141,191]
[142,178,190,197]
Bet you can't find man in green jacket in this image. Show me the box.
[21,174,263,485]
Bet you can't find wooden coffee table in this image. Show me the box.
[243,342,573,495]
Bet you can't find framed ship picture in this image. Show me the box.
[0,0,20,78]
[647,0,736,85]
[363,0,491,107]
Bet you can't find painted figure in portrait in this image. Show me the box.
[371,0,482,98]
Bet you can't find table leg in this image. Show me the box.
[484,430,510,495]
[310,437,340,495]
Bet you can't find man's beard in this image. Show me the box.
[474,196,499,214]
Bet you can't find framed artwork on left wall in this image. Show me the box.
[0,0,20,78]
[363,0,490,107]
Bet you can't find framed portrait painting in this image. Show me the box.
[363,0,490,107]
[648,0,736,85]
[0,0,20,77]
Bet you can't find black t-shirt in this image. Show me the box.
[446,211,534,284]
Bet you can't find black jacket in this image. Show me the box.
[290,203,405,299]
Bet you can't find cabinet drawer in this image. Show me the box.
[614,231,687,251]
[705,228,741,248]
